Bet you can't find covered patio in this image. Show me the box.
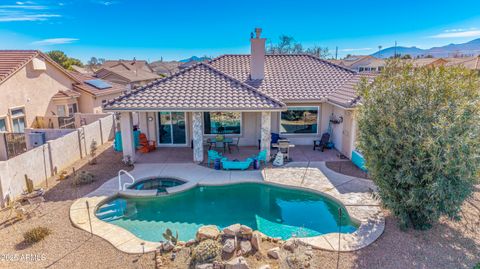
[135,145,343,164]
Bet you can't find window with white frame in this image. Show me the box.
[203,112,241,134]
[68,103,78,115]
[57,105,66,117]
[11,107,26,133]
[280,106,319,134]
[0,117,6,132]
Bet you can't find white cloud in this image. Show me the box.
[0,14,60,22]
[0,1,60,22]
[32,38,78,45]
[429,29,480,38]
[340,48,373,52]
[92,0,118,5]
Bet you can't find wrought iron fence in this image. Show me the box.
[4,132,27,159]
[58,116,75,129]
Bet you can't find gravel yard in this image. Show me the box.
[0,143,478,269]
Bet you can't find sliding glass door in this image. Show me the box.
[158,112,187,145]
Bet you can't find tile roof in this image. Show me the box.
[70,72,126,97]
[52,89,81,99]
[0,50,81,85]
[445,56,480,70]
[96,66,161,83]
[209,54,356,102]
[104,62,285,111]
[327,73,376,108]
[0,50,39,83]
[102,60,153,72]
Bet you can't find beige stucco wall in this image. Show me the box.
[129,105,357,158]
[0,114,115,206]
[0,57,76,131]
[77,91,123,114]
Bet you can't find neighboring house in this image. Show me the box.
[71,65,92,75]
[330,55,385,72]
[150,61,181,76]
[445,56,480,71]
[0,50,81,133]
[102,59,154,72]
[104,28,366,163]
[70,72,126,114]
[410,58,448,68]
[95,59,160,89]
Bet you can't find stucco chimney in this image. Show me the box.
[250,28,266,80]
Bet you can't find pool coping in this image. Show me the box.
[69,162,384,253]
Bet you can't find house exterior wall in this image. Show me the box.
[0,58,75,131]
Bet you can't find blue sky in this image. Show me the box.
[1,0,480,62]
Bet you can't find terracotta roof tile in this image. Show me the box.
[209,54,356,102]
[52,89,81,99]
[0,50,39,83]
[104,62,285,111]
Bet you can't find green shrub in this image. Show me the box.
[357,60,480,229]
[73,171,95,186]
[23,227,51,244]
[191,239,221,265]
[474,263,480,269]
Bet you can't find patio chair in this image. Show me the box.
[251,149,268,168]
[230,137,240,152]
[207,150,223,167]
[313,133,330,152]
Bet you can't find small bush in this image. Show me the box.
[72,171,95,186]
[191,239,221,265]
[474,262,480,269]
[23,227,51,244]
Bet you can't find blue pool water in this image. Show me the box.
[96,183,358,242]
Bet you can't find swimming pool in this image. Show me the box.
[96,183,358,242]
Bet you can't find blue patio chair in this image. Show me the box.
[207,150,223,167]
[251,149,268,168]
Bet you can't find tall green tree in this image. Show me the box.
[356,60,480,229]
[46,50,83,70]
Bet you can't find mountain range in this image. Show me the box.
[372,38,480,58]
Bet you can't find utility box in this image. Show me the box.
[29,132,46,148]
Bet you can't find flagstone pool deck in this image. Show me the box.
[69,162,384,254]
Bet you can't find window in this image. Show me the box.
[11,108,26,133]
[0,118,6,132]
[57,105,66,117]
[68,103,78,115]
[203,112,241,134]
[280,106,319,134]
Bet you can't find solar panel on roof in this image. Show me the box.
[85,79,112,89]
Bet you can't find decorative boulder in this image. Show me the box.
[239,225,253,236]
[258,265,271,269]
[196,264,214,269]
[250,231,262,251]
[267,247,280,259]
[283,239,297,252]
[222,238,236,254]
[186,239,197,247]
[223,224,241,237]
[225,256,250,269]
[163,240,175,252]
[197,225,221,241]
[240,240,252,255]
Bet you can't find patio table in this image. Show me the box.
[208,137,233,153]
